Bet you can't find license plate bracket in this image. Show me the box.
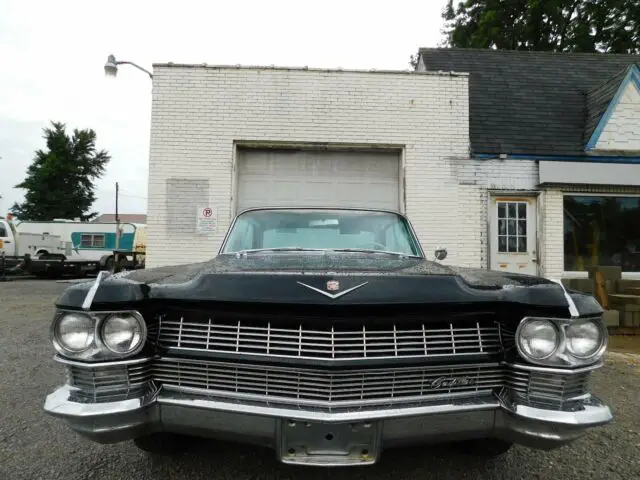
[277,419,381,466]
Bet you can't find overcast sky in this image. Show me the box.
[0,0,447,217]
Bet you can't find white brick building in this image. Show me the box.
[419,49,640,280]
[146,65,478,268]
[145,50,640,280]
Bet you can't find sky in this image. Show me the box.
[0,0,448,217]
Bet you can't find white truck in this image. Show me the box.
[14,219,146,272]
[0,216,99,278]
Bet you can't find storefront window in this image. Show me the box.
[564,195,640,272]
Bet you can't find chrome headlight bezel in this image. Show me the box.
[50,309,147,362]
[565,317,609,360]
[99,312,147,355]
[515,318,560,361]
[515,316,608,367]
[51,312,96,354]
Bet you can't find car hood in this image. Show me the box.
[55,252,602,316]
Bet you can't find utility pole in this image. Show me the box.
[115,181,120,250]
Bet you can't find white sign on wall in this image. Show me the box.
[196,206,217,234]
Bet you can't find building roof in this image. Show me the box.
[151,62,466,77]
[584,66,631,145]
[93,213,147,224]
[418,48,640,156]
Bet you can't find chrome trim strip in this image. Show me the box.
[157,391,501,423]
[155,355,501,372]
[157,346,495,367]
[44,385,159,418]
[160,384,497,410]
[57,308,143,315]
[45,383,611,426]
[82,270,111,311]
[296,281,369,299]
[53,354,153,368]
[502,361,604,374]
[498,393,613,426]
[547,278,580,318]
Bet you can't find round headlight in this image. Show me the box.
[100,312,146,355]
[517,319,559,360]
[566,320,604,359]
[55,313,95,353]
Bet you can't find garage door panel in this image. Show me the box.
[237,149,400,212]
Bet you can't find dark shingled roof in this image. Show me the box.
[418,48,640,156]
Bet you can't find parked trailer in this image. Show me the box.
[0,253,99,279]
[14,220,140,261]
[0,217,100,278]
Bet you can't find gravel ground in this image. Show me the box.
[1,280,638,480]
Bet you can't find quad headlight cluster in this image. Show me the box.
[515,316,608,367]
[51,310,147,361]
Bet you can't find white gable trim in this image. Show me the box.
[586,65,640,153]
[416,53,427,72]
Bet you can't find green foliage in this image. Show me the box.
[11,121,111,221]
[442,0,640,53]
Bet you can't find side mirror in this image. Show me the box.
[434,247,448,261]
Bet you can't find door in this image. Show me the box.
[490,196,538,275]
[236,149,401,213]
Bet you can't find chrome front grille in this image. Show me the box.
[63,358,593,411]
[506,368,592,409]
[66,362,153,403]
[153,359,503,408]
[155,315,502,361]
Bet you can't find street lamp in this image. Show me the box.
[104,54,153,79]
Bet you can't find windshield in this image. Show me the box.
[221,209,423,257]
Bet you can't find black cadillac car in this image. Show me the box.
[43,207,612,467]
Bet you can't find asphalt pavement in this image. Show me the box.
[1,280,638,480]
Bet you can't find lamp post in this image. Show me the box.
[104,54,153,79]
[103,55,151,252]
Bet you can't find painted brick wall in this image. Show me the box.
[595,80,640,153]
[454,158,539,269]
[539,189,564,280]
[147,66,471,268]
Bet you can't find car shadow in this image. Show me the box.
[143,438,507,480]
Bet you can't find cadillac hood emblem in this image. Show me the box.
[297,280,368,299]
[326,280,340,292]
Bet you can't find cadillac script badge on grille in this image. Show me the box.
[427,376,477,389]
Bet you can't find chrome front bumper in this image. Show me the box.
[44,383,613,466]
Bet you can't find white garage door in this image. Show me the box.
[236,149,401,213]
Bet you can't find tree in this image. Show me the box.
[11,121,111,221]
[442,0,640,54]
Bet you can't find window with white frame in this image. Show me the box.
[564,195,640,272]
[497,201,528,253]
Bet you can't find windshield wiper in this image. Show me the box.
[234,247,328,255]
[328,248,421,258]
[231,247,421,258]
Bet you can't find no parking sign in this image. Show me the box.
[196,206,217,234]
